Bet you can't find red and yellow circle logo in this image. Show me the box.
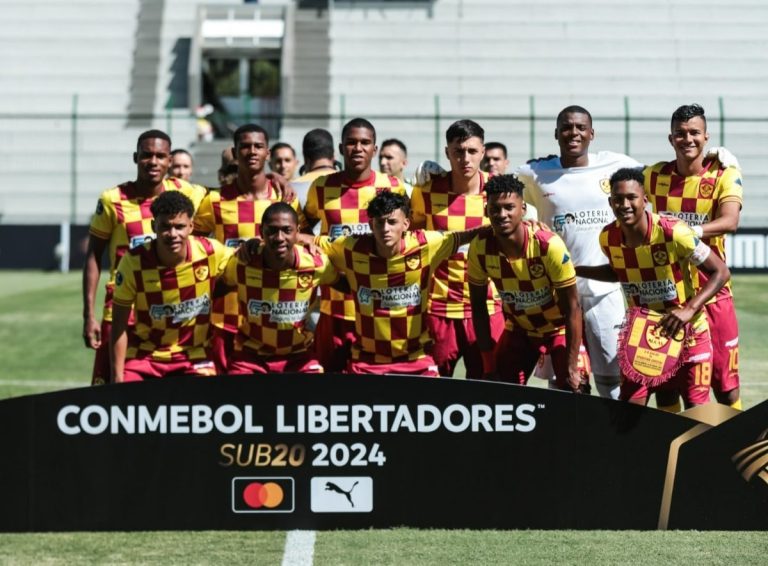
[242,481,285,509]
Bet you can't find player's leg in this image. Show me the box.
[582,290,624,399]
[619,378,650,406]
[225,350,270,375]
[494,329,538,385]
[706,299,741,409]
[314,314,355,373]
[426,314,460,377]
[211,327,236,375]
[679,329,714,409]
[122,357,163,381]
[460,311,505,380]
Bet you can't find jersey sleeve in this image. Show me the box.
[427,230,459,265]
[673,222,711,267]
[716,167,743,207]
[514,164,541,213]
[410,184,427,227]
[221,253,239,287]
[185,183,209,212]
[112,254,138,307]
[289,196,309,232]
[304,181,320,224]
[316,253,340,286]
[88,194,116,240]
[193,194,215,235]
[314,235,349,270]
[210,238,236,276]
[467,236,489,286]
[542,233,577,288]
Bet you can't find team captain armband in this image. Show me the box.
[617,307,691,387]
[689,238,711,266]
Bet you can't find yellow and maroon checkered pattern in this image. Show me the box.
[320,230,457,363]
[411,171,500,319]
[194,181,305,332]
[468,223,576,338]
[113,236,232,362]
[89,177,207,322]
[222,245,338,357]
[305,170,406,321]
[600,212,708,332]
[645,160,742,302]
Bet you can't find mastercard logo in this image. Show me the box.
[232,477,295,513]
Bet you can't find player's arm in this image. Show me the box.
[82,235,108,349]
[110,304,131,383]
[574,264,618,282]
[409,185,427,229]
[555,284,583,391]
[699,201,740,237]
[660,239,730,337]
[452,224,493,248]
[470,282,496,378]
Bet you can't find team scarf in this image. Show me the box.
[617,306,691,387]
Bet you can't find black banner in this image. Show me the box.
[0,374,765,531]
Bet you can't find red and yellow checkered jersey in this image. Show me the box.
[600,212,711,332]
[304,170,407,321]
[318,230,458,364]
[468,223,576,338]
[113,236,233,362]
[410,171,500,319]
[193,181,306,332]
[221,245,338,357]
[644,159,742,302]
[88,178,207,322]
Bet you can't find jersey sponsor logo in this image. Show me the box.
[225,238,245,248]
[194,266,209,281]
[150,294,211,322]
[329,223,369,241]
[358,284,421,309]
[499,286,552,310]
[553,209,611,234]
[600,177,611,194]
[652,250,668,265]
[310,477,373,513]
[129,234,155,249]
[405,254,421,271]
[621,280,677,304]
[247,299,309,324]
[660,211,709,226]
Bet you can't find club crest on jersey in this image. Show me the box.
[194,265,209,281]
[529,260,545,279]
[698,179,715,199]
[297,273,312,289]
[405,255,421,271]
[652,250,668,265]
[600,177,611,194]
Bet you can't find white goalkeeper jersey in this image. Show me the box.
[516,151,642,298]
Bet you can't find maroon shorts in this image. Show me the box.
[705,297,740,394]
[620,328,712,406]
[313,314,357,373]
[211,326,236,375]
[346,356,440,377]
[494,328,571,390]
[122,357,217,382]
[228,350,323,375]
[91,320,112,386]
[427,311,505,379]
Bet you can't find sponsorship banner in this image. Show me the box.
[0,374,765,531]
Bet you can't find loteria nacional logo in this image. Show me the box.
[231,477,295,513]
[732,428,768,487]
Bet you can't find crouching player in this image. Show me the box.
[110,192,233,382]
[576,168,730,407]
[318,191,488,376]
[221,203,339,374]
[468,175,584,392]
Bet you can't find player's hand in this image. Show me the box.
[659,306,694,339]
[266,172,294,201]
[414,160,446,185]
[526,154,557,165]
[237,237,262,263]
[567,365,583,392]
[83,318,101,349]
[707,147,740,170]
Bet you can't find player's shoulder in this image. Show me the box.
[517,155,560,175]
[190,234,225,255]
[592,151,641,169]
[296,244,328,268]
[313,171,344,188]
[98,182,132,203]
[645,160,673,175]
[531,222,563,249]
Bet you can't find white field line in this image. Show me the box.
[281,530,316,566]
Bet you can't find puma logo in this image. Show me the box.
[324,481,359,507]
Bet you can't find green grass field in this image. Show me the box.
[0,271,765,564]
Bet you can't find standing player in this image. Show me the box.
[222,203,339,374]
[304,117,407,372]
[379,138,412,196]
[319,192,487,375]
[193,124,304,373]
[644,104,743,409]
[270,142,299,180]
[110,191,232,382]
[481,142,510,176]
[83,130,207,385]
[410,120,504,379]
[290,128,338,211]
[469,175,583,391]
[576,168,730,407]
